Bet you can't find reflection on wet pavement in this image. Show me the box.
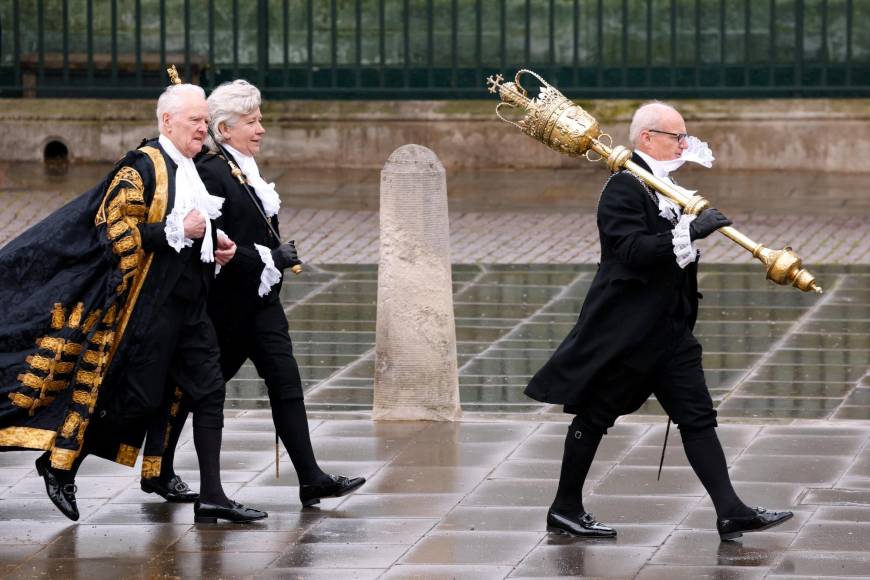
[2,421,868,578]
[234,263,870,422]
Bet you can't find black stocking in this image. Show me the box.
[550,417,603,516]
[193,425,230,506]
[271,397,328,485]
[681,426,754,519]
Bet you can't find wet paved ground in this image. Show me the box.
[270,263,870,422]
[1,164,868,577]
[0,262,867,579]
[1,421,868,578]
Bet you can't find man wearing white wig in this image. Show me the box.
[141,79,365,509]
[525,102,793,541]
[0,83,266,524]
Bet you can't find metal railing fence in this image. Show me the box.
[1,0,867,99]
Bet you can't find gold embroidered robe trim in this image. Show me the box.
[60,411,82,438]
[50,447,77,469]
[1,146,170,469]
[141,456,162,478]
[0,426,56,449]
[50,304,65,330]
[115,443,140,466]
[67,303,84,328]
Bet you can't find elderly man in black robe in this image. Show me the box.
[0,83,266,524]
[526,102,793,541]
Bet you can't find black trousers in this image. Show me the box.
[124,294,226,430]
[567,319,717,435]
[215,299,304,402]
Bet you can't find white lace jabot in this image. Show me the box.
[222,144,281,218]
[158,134,224,262]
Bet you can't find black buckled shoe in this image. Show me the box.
[547,510,617,538]
[141,475,199,502]
[717,507,794,541]
[299,473,366,507]
[35,454,79,521]
[193,500,268,524]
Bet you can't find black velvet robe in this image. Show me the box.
[0,139,211,470]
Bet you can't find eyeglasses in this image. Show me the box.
[648,129,688,144]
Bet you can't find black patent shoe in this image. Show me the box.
[141,475,199,502]
[717,507,794,541]
[299,473,366,507]
[35,454,79,521]
[547,510,617,538]
[193,500,268,524]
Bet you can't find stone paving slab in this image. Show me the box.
[1,419,868,578]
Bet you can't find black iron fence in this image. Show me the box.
[1,0,868,99]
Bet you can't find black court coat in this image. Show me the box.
[194,149,283,329]
[524,154,700,406]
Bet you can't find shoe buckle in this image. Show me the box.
[62,483,77,495]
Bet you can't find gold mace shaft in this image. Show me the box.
[487,70,822,294]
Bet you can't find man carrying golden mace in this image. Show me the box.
[488,70,798,541]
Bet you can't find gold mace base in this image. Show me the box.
[755,247,823,294]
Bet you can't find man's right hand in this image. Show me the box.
[183,209,206,239]
[271,240,302,271]
[689,208,732,241]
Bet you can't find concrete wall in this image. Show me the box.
[1,98,869,173]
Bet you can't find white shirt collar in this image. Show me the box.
[635,149,669,179]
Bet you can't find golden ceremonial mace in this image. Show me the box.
[486,70,822,294]
[167,65,302,276]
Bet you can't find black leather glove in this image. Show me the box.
[689,208,732,241]
[271,240,302,270]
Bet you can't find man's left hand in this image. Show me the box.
[215,232,236,266]
[689,208,732,241]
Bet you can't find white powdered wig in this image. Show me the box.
[628,101,680,147]
[156,83,206,134]
[206,79,262,149]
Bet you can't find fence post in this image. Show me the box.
[257,0,269,88]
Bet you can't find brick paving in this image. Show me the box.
[276,208,870,265]
[2,164,868,265]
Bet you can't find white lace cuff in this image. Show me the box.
[672,214,697,269]
[214,228,227,276]
[254,243,282,297]
[164,206,193,253]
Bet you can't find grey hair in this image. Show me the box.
[628,101,680,147]
[156,83,206,134]
[206,80,262,149]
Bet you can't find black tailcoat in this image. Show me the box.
[525,154,699,406]
[194,149,303,400]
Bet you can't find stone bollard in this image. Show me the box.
[373,145,461,421]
